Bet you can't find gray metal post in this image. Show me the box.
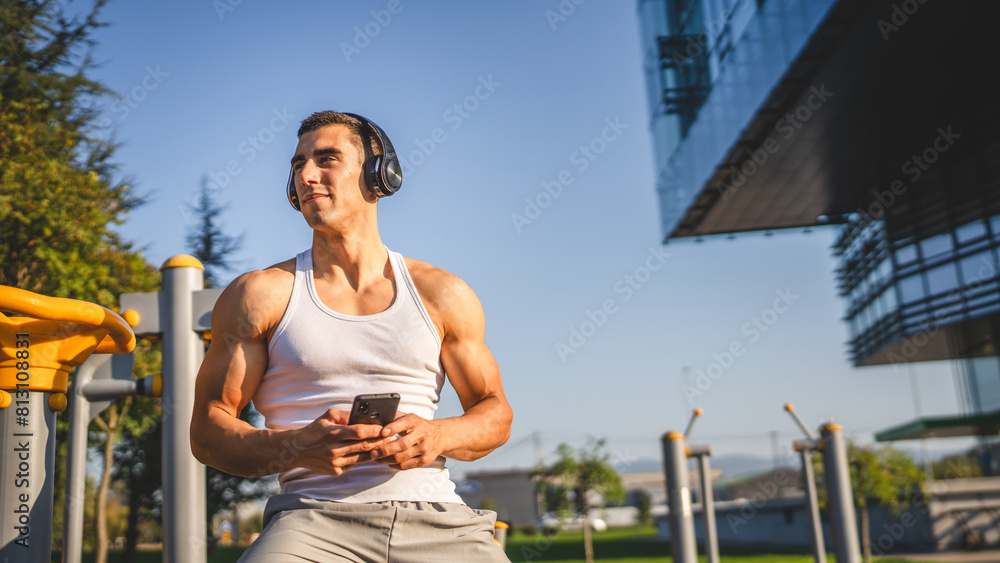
[161,257,207,563]
[0,389,57,563]
[65,352,141,563]
[662,431,698,563]
[795,440,826,563]
[691,448,719,563]
[820,423,859,563]
[63,355,106,563]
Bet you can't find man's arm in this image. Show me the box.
[190,266,390,477]
[371,268,513,470]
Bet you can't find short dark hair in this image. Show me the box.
[296,111,379,163]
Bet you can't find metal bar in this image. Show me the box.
[798,444,827,563]
[785,403,815,439]
[662,431,698,563]
[683,408,702,438]
[695,453,719,563]
[821,423,860,563]
[161,260,207,563]
[63,356,108,563]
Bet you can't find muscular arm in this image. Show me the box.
[190,267,388,477]
[371,268,513,469]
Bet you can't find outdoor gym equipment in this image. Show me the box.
[661,408,719,563]
[1,255,220,563]
[784,403,860,563]
[0,286,136,562]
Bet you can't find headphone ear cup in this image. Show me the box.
[287,169,301,210]
[366,155,384,198]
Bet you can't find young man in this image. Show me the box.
[190,111,513,562]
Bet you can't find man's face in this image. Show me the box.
[290,124,372,229]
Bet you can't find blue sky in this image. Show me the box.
[79,0,972,477]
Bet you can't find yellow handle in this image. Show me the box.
[0,286,135,354]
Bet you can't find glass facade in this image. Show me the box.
[834,208,1000,367]
[638,0,837,239]
[639,0,1000,424]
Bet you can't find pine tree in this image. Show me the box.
[184,176,244,288]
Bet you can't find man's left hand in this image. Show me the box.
[369,413,445,470]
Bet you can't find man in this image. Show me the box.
[190,111,513,562]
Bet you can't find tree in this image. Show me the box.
[0,0,156,306]
[532,439,625,563]
[1,1,162,559]
[184,176,244,288]
[849,442,925,563]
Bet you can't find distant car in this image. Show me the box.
[535,512,607,533]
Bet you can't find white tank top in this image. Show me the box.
[253,247,463,503]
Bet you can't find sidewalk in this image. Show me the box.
[893,551,1000,563]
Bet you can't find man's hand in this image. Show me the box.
[368,413,445,470]
[290,408,395,476]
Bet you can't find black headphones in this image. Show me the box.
[287,112,402,210]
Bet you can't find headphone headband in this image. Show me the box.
[287,112,403,210]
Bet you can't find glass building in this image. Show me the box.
[638,0,1000,459]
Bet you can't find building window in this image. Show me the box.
[883,285,898,312]
[898,274,925,304]
[919,233,954,261]
[956,220,988,244]
[926,263,960,296]
[991,215,1000,239]
[895,244,918,266]
[959,250,998,286]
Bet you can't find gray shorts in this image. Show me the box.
[237,493,511,563]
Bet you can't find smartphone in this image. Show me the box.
[348,393,400,426]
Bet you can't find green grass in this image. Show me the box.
[68,527,927,563]
[503,525,920,562]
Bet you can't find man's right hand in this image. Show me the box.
[289,408,395,476]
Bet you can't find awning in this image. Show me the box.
[875,411,1000,442]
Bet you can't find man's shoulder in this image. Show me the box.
[402,256,480,313]
[225,258,296,298]
[214,259,297,331]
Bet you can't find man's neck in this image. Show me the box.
[311,225,388,290]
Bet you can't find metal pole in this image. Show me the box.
[0,390,57,563]
[694,451,719,563]
[161,256,207,563]
[820,423,859,563]
[63,356,108,563]
[795,441,826,563]
[662,431,698,563]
